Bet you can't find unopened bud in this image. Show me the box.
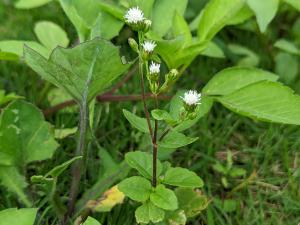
[142,19,152,33]
[128,38,139,53]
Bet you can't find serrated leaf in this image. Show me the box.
[86,185,124,212]
[150,184,178,210]
[135,201,165,224]
[123,109,154,133]
[118,176,152,202]
[217,81,300,125]
[198,0,245,41]
[0,208,37,225]
[175,188,209,218]
[14,0,52,9]
[246,0,279,32]
[203,67,278,96]
[83,217,102,225]
[158,131,198,149]
[34,21,69,50]
[24,38,130,103]
[163,167,204,188]
[125,151,162,179]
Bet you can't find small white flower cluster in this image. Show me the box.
[142,40,156,53]
[124,7,144,24]
[149,62,160,74]
[181,90,201,106]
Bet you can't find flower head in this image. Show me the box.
[149,62,160,74]
[142,40,156,53]
[124,7,144,24]
[181,90,201,106]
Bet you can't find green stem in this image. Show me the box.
[152,95,158,187]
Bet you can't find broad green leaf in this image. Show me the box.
[91,12,124,40]
[86,185,124,212]
[83,217,102,225]
[217,81,300,125]
[203,67,278,96]
[14,0,52,8]
[158,131,198,149]
[118,176,152,202]
[164,210,186,225]
[172,11,192,45]
[135,201,165,224]
[150,184,178,210]
[123,109,154,133]
[284,0,300,11]
[198,0,245,41]
[0,40,48,58]
[274,39,300,56]
[0,167,31,207]
[226,5,254,25]
[246,0,279,32]
[125,151,162,179]
[175,188,209,217]
[58,0,90,41]
[45,156,82,177]
[201,42,225,58]
[24,38,130,103]
[152,0,188,37]
[0,100,58,166]
[275,52,298,84]
[34,21,69,50]
[0,100,58,205]
[0,208,37,225]
[228,44,260,67]
[164,167,204,188]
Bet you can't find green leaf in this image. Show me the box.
[0,40,48,58]
[217,81,300,125]
[151,109,177,125]
[14,0,52,9]
[34,21,69,50]
[203,67,278,96]
[135,201,165,224]
[229,168,246,177]
[45,156,82,178]
[284,0,300,11]
[246,0,279,32]
[0,100,58,205]
[83,216,102,225]
[0,90,22,106]
[152,0,188,37]
[0,208,37,225]
[24,38,130,103]
[118,176,152,202]
[201,42,225,58]
[54,127,77,139]
[275,52,298,84]
[0,51,19,61]
[175,188,209,217]
[226,5,254,25]
[172,11,192,45]
[158,131,198,149]
[228,44,260,67]
[150,184,178,210]
[163,167,204,188]
[274,39,300,56]
[123,109,154,133]
[198,0,245,41]
[125,151,162,179]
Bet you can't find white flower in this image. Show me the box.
[142,40,156,53]
[124,7,144,24]
[149,62,160,74]
[181,90,201,106]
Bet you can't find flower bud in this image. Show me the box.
[158,69,179,93]
[128,38,139,53]
[142,19,152,33]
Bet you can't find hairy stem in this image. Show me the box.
[152,95,159,187]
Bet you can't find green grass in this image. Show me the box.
[0,1,299,225]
